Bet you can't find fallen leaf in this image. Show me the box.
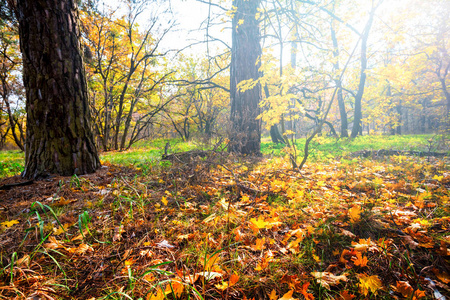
[351,252,368,267]
[196,271,223,280]
[299,282,314,300]
[229,273,239,286]
[348,205,361,223]
[358,273,383,296]
[113,225,124,242]
[1,219,19,228]
[278,289,298,300]
[339,290,355,300]
[268,289,278,300]
[311,272,347,289]
[157,240,175,249]
[340,228,356,238]
[164,280,184,297]
[44,236,65,250]
[433,268,450,284]
[251,237,266,251]
[215,281,229,290]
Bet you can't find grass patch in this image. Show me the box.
[260,134,445,159]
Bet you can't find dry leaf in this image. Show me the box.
[339,290,355,300]
[433,268,450,284]
[268,289,278,300]
[1,219,19,228]
[311,272,347,289]
[299,282,314,300]
[113,225,124,242]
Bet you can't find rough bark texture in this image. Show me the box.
[229,0,262,155]
[16,0,100,179]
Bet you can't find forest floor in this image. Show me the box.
[0,135,450,299]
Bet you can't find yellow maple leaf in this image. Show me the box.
[358,274,383,296]
[53,223,71,235]
[250,216,271,229]
[1,219,19,228]
[215,281,229,290]
[348,206,361,223]
[161,196,168,206]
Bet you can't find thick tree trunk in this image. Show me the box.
[16,0,100,179]
[229,0,262,155]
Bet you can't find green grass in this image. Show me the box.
[0,134,447,179]
[100,138,202,168]
[260,134,448,160]
[0,150,24,178]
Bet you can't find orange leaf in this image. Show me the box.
[251,237,266,251]
[268,289,278,300]
[339,290,355,300]
[432,268,450,284]
[395,281,414,298]
[229,273,239,286]
[300,282,314,300]
[351,252,368,267]
[278,290,298,300]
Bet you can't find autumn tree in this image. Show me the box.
[229,0,262,155]
[0,8,25,150]
[11,0,100,179]
[81,1,174,151]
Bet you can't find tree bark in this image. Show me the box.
[331,18,348,138]
[350,9,375,139]
[229,0,262,155]
[15,0,100,179]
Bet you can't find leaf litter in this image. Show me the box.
[0,154,449,299]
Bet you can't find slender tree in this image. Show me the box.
[229,0,262,155]
[12,0,100,179]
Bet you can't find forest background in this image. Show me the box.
[0,0,450,299]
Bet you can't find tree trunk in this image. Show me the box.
[15,0,100,179]
[331,18,348,138]
[229,0,262,155]
[351,9,375,139]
